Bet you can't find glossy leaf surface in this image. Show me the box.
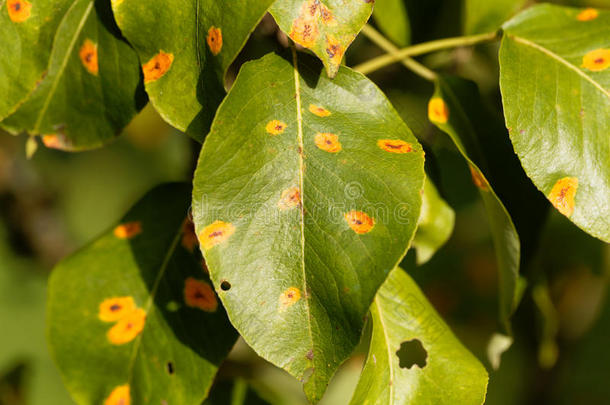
[47,183,237,405]
[372,0,410,47]
[429,76,520,330]
[1,0,146,151]
[192,51,425,402]
[500,4,610,242]
[270,0,373,78]
[112,0,274,140]
[463,0,525,35]
[350,267,488,405]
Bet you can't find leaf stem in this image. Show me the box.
[354,29,499,75]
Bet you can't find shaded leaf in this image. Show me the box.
[192,51,425,402]
[372,0,410,47]
[270,0,373,78]
[112,0,274,140]
[1,0,146,151]
[350,267,488,405]
[500,4,610,242]
[204,379,273,405]
[412,177,455,265]
[47,183,237,405]
[428,75,520,331]
[463,0,525,35]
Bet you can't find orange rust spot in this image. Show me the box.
[107,308,146,345]
[319,3,336,26]
[278,187,301,210]
[7,0,31,23]
[104,384,130,405]
[184,277,218,312]
[142,51,174,83]
[79,39,99,75]
[344,210,375,234]
[325,35,344,66]
[113,221,142,239]
[468,164,489,191]
[289,0,320,48]
[577,8,598,21]
[581,49,610,72]
[549,177,578,218]
[279,287,301,310]
[206,26,223,55]
[181,219,198,252]
[377,139,413,154]
[308,104,331,117]
[428,97,449,123]
[98,297,136,322]
[41,133,74,150]
[199,220,235,250]
[314,132,341,153]
[266,120,287,135]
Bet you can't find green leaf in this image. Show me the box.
[499,4,610,242]
[372,0,410,47]
[204,379,273,405]
[412,177,455,265]
[47,183,237,405]
[463,0,525,35]
[350,267,489,405]
[1,0,146,151]
[192,50,425,402]
[428,76,520,331]
[112,0,274,140]
[270,0,373,78]
[0,0,71,121]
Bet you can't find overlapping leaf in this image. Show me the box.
[112,0,274,140]
[270,0,373,78]
[463,0,525,35]
[1,0,146,151]
[372,0,410,47]
[500,4,610,242]
[192,51,425,402]
[350,267,488,405]
[47,183,237,405]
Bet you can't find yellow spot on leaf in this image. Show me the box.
[184,277,218,312]
[314,132,341,153]
[549,177,578,218]
[79,39,99,76]
[98,297,136,322]
[581,48,610,72]
[377,139,413,154]
[113,221,142,239]
[577,8,598,21]
[278,187,301,210]
[344,210,375,234]
[279,287,301,310]
[207,26,223,55]
[325,35,344,66]
[104,384,130,405]
[289,0,320,48]
[7,0,31,23]
[308,104,331,117]
[266,120,287,135]
[142,51,174,83]
[319,3,336,26]
[469,165,489,191]
[107,308,146,345]
[41,134,74,151]
[428,97,449,123]
[199,220,235,250]
[181,219,198,252]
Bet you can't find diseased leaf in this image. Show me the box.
[112,0,274,140]
[350,267,489,405]
[1,0,146,151]
[428,76,520,331]
[192,51,425,402]
[372,0,410,47]
[47,183,237,405]
[500,4,610,242]
[463,0,525,35]
[270,0,373,78]
[412,177,455,265]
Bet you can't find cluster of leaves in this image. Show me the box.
[1,0,608,404]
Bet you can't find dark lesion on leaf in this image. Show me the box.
[166,362,175,375]
[220,280,231,291]
[396,339,428,369]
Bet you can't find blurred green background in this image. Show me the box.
[1,0,609,403]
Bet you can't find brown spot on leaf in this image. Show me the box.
[7,0,31,22]
[207,26,223,55]
[549,177,578,217]
[106,308,146,345]
[377,139,413,154]
[113,221,142,239]
[278,187,301,210]
[184,277,218,312]
[98,297,136,322]
[199,220,235,250]
[181,219,198,252]
[468,164,489,191]
[279,287,301,310]
[308,104,331,117]
[266,120,287,135]
[344,210,375,234]
[79,39,98,75]
[314,132,341,153]
[142,51,174,83]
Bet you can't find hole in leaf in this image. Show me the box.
[396,339,427,369]
[166,362,174,375]
[220,280,231,291]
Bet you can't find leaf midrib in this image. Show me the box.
[511,35,610,99]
